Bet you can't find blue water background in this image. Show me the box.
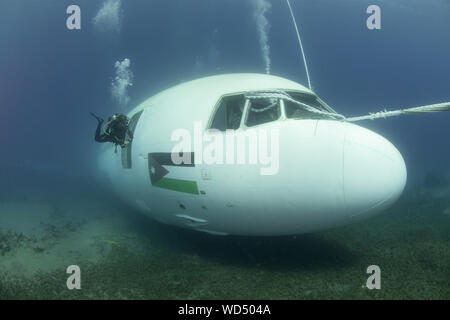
[0,0,449,191]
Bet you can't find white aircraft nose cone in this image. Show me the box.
[343,124,407,218]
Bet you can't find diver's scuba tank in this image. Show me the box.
[104,114,131,152]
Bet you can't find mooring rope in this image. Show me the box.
[283,1,450,123]
[345,102,450,122]
[245,91,450,122]
[250,101,279,113]
[245,90,345,120]
[286,0,312,91]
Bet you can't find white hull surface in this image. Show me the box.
[98,74,407,236]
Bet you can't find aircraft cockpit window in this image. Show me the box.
[284,92,330,120]
[246,98,280,127]
[210,95,245,131]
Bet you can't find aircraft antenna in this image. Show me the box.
[286,0,312,91]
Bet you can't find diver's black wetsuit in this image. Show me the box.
[94,120,115,143]
[94,117,132,147]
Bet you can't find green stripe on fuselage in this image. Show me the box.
[153,178,199,195]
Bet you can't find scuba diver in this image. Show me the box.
[90,112,133,152]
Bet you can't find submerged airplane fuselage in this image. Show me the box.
[98,74,406,236]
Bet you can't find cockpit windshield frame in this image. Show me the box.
[207,90,338,131]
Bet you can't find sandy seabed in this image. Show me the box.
[0,189,449,300]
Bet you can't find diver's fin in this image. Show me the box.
[90,112,103,122]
